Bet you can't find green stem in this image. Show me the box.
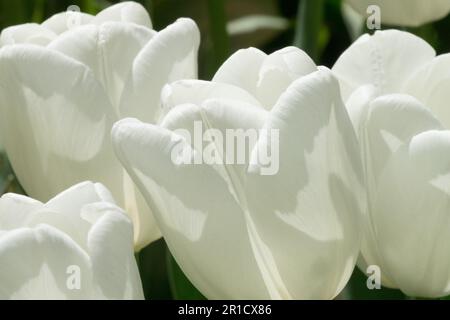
[207,0,230,70]
[31,0,45,23]
[293,0,324,62]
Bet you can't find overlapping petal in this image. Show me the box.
[353,93,450,297]
[332,30,435,101]
[119,18,200,123]
[48,22,155,110]
[213,47,317,108]
[346,0,450,27]
[0,182,143,299]
[112,68,363,299]
[0,45,119,202]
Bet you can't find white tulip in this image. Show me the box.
[112,45,365,299]
[0,2,200,250]
[345,0,450,27]
[333,29,450,112]
[0,181,143,299]
[333,30,450,297]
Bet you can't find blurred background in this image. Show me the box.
[1,0,450,300]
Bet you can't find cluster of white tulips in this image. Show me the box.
[1,1,450,300]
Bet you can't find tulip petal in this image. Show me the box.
[160,98,268,180]
[214,47,317,108]
[245,68,364,299]
[119,18,200,123]
[24,182,113,250]
[42,12,94,35]
[359,95,445,294]
[112,119,270,299]
[346,0,450,27]
[45,181,115,215]
[88,205,144,299]
[404,54,450,129]
[0,182,144,299]
[91,2,152,28]
[344,84,378,136]
[212,47,267,98]
[371,130,450,297]
[0,225,94,299]
[48,23,155,110]
[332,30,435,101]
[161,79,263,115]
[362,94,442,181]
[0,45,120,203]
[0,194,42,230]
[255,47,317,108]
[0,24,57,46]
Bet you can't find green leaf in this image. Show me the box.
[166,248,206,300]
[293,0,325,62]
[136,239,173,300]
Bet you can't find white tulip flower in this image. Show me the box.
[333,29,450,118]
[112,46,365,301]
[0,2,200,250]
[333,30,450,297]
[0,181,143,299]
[345,0,450,27]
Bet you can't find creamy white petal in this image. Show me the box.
[88,205,144,299]
[0,182,143,299]
[358,95,445,294]
[345,84,378,137]
[161,79,263,115]
[332,30,435,101]
[0,225,95,299]
[346,0,450,27]
[24,182,113,250]
[48,22,155,110]
[404,54,450,129]
[91,2,152,28]
[213,47,317,108]
[119,18,200,122]
[160,98,268,181]
[246,68,364,299]
[0,45,120,204]
[362,94,442,180]
[112,69,363,300]
[42,12,94,35]
[0,24,56,46]
[42,2,151,36]
[255,47,317,108]
[212,47,267,99]
[371,130,450,297]
[112,119,269,299]
[0,194,43,230]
